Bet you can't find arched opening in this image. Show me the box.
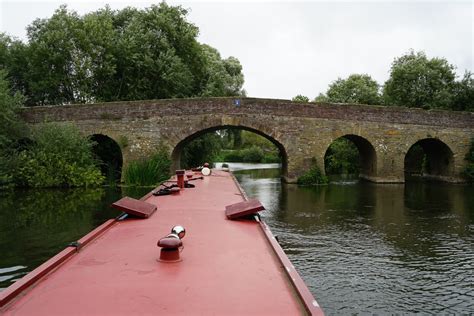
[90,134,123,184]
[171,125,288,179]
[324,135,376,181]
[404,138,454,182]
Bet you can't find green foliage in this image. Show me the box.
[241,146,265,162]
[297,159,328,185]
[0,70,27,187]
[324,138,360,175]
[124,150,171,186]
[15,123,104,187]
[240,131,275,150]
[217,149,281,164]
[451,71,474,112]
[464,139,474,182]
[262,153,281,163]
[1,4,245,106]
[292,95,310,102]
[314,93,329,102]
[383,50,456,109]
[219,150,243,162]
[200,45,245,97]
[181,133,223,168]
[318,74,381,105]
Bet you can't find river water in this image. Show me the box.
[1,163,473,314]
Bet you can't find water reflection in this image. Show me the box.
[233,164,474,315]
[0,186,149,290]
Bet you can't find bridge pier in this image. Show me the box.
[20,98,472,185]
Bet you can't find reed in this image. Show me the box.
[124,150,171,186]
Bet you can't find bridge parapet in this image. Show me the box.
[21,97,474,183]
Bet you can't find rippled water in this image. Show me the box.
[233,164,474,315]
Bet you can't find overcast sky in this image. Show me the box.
[1,0,472,100]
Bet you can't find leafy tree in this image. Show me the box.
[383,50,456,109]
[24,6,86,105]
[1,4,245,105]
[314,93,329,102]
[324,138,360,175]
[451,71,474,112]
[0,34,29,97]
[292,95,309,102]
[200,44,245,97]
[15,123,104,187]
[317,74,381,105]
[0,70,26,186]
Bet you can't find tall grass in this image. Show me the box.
[124,150,171,186]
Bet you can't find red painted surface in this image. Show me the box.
[225,199,265,219]
[111,197,157,218]
[0,170,324,315]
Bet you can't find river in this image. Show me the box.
[1,163,473,314]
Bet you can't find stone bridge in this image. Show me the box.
[22,97,474,183]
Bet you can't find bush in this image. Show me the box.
[242,146,264,162]
[262,153,281,163]
[15,123,104,187]
[0,70,27,188]
[324,138,360,175]
[297,160,328,185]
[124,150,171,186]
[221,150,244,162]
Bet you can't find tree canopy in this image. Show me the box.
[315,74,381,105]
[383,50,458,109]
[314,51,472,111]
[0,3,245,106]
[292,95,310,102]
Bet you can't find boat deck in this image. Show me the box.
[0,170,323,315]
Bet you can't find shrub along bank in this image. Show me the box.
[15,123,104,188]
[123,150,171,187]
[297,159,328,185]
[216,147,281,163]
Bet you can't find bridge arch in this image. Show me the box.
[90,134,123,183]
[324,134,377,180]
[404,138,454,181]
[170,125,288,178]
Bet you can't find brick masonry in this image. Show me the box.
[21,97,474,183]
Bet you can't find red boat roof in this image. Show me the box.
[0,170,323,315]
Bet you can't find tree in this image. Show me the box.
[317,74,381,105]
[0,70,26,186]
[314,93,329,102]
[383,50,456,109]
[200,44,245,97]
[324,138,360,175]
[451,71,474,112]
[15,123,104,187]
[292,95,309,102]
[1,3,245,105]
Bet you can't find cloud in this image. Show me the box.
[1,0,472,99]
